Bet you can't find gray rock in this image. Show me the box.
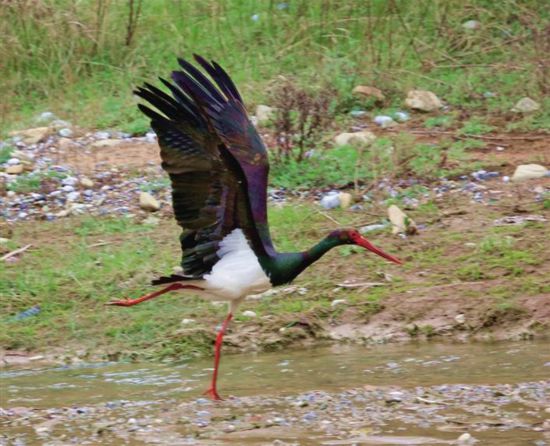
[80,177,94,188]
[35,111,57,124]
[334,131,376,147]
[405,90,443,112]
[511,97,540,113]
[139,192,160,212]
[6,158,21,165]
[511,164,548,181]
[349,110,367,118]
[320,191,340,209]
[94,131,110,140]
[58,128,73,138]
[145,131,157,143]
[62,177,78,187]
[373,115,396,128]
[393,111,410,122]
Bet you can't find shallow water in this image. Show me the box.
[2,341,549,445]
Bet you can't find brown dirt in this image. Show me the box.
[54,140,161,174]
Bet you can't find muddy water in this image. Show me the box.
[2,341,549,445]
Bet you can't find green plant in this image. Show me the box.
[425,116,454,129]
[0,146,14,164]
[459,117,496,136]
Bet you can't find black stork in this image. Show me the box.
[108,55,402,400]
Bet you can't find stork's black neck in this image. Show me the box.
[259,234,343,286]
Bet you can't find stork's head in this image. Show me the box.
[330,229,403,264]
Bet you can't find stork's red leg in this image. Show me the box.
[204,312,233,401]
[106,283,203,307]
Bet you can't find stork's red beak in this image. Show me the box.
[355,236,403,265]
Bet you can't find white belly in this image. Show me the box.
[201,229,271,300]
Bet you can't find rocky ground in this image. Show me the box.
[2,381,549,445]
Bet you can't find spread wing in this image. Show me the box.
[134,56,275,279]
[170,55,276,257]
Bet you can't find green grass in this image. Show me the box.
[0,145,14,164]
[1,0,549,133]
[7,171,64,193]
[1,193,548,359]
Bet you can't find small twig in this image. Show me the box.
[318,210,341,226]
[337,282,385,288]
[87,241,113,248]
[1,244,32,261]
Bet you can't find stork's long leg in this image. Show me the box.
[204,312,233,401]
[106,283,203,307]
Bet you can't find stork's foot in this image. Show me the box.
[203,387,223,401]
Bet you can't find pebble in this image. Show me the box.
[242,310,257,318]
[462,20,481,30]
[320,191,340,209]
[373,115,396,127]
[331,299,347,307]
[455,314,466,324]
[139,192,160,212]
[7,157,21,165]
[393,111,409,122]
[58,128,73,137]
[457,432,475,444]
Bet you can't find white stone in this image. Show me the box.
[388,204,417,235]
[339,192,353,209]
[255,105,275,124]
[320,191,340,209]
[181,318,195,325]
[373,115,396,128]
[62,176,78,187]
[139,192,160,212]
[7,158,21,165]
[94,131,110,140]
[455,314,466,324]
[5,165,23,174]
[511,164,548,182]
[462,20,481,30]
[393,111,409,122]
[331,299,347,307]
[457,432,475,445]
[66,191,80,201]
[35,111,56,124]
[80,177,94,188]
[334,131,376,147]
[242,310,257,318]
[405,90,443,112]
[58,128,73,137]
[511,97,540,113]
